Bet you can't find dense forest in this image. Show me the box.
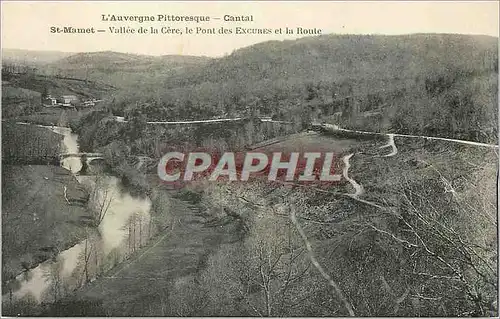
[63,33,498,197]
[83,34,497,143]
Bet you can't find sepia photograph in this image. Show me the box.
[1,1,499,317]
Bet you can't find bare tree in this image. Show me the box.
[290,204,355,316]
[194,195,311,316]
[42,259,66,303]
[88,175,115,226]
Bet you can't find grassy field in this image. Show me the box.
[2,72,115,99]
[13,108,92,127]
[1,85,42,118]
[2,122,63,165]
[2,165,94,289]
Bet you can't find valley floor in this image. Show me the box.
[7,130,498,316]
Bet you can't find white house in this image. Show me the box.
[60,95,79,107]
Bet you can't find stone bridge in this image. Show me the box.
[59,153,104,159]
[59,153,105,166]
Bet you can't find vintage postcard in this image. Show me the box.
[1,1,498,317]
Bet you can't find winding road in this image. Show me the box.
[342,153,364,198]
[379,134,398,157]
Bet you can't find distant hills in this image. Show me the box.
[4,34,496,89]
[52,51,211,70]
[2,49,212,88]
[2,48,75,65]
[2,48,210,67]
[45,51,211,81]
[2,33,498,142]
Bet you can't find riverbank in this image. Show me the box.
[50,187,242,316]
[2,144,155,316]
[2,165,94,289]
[2,121,96,290]
[3,107,95,128]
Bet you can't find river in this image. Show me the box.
[6,125,152,304]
